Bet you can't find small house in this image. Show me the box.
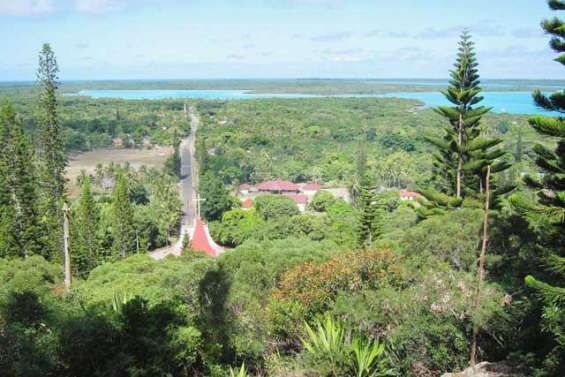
[112,137,124,147]
[399,189,421,201]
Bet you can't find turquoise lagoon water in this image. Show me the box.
[378,91,552,115]
[74,89,557,115]
[74,89,319,100]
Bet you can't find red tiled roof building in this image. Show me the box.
[257,180,300,193]
[399,189,421,200]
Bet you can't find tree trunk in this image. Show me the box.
[456,113,464,199]
[470,165,491,368]
[63,202,71,293]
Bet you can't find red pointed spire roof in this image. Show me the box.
[191,218,223,257]
[241,197,254,208]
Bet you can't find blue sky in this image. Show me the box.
[1,0,563,80]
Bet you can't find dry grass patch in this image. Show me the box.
[67,147,173,196]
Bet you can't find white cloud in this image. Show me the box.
[0,0,53,16]
[75,0,124,14]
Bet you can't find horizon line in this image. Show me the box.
[2,77,565,84]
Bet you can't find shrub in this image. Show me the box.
[301,315,392,377]
[254,195,299,220]
[309,191,337,212]
[273,249,404,313]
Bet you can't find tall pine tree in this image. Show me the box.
[36,43,67,260]
[111,173,135,258]
[512,1,565,374]
[72,174,100,275]
[0,101,44,258]
[420,31,511,216]
[435,31,490,198]
[357,177,384,248]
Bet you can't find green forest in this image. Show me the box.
[1,1,565,377]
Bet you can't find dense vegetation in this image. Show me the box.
[1,1,565,377]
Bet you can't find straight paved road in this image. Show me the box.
[150,106,199,260]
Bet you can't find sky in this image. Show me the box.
[1,0,564,80]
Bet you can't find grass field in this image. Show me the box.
[67,147,173,196]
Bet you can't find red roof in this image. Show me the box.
[399,189,421,198]
[257,180,299,192]
[191,218,220,257]
[239,183,254,190]
[284,193,309,204]
[300,183,321,191]
[241,198,253,208]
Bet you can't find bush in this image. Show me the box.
[272,249,405,317]
[254,195,299,220]
[301,315,392,377]
[309,191,337,212]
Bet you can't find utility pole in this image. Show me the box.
[62,202,71,293]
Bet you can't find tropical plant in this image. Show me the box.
[229,363,251,377]
[301,316,392,377]
[351,338,392,377]
[301,315,350,376]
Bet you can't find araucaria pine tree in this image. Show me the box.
[515,1,565,373]
[431,31,490,198]
[36,43,67,259]
[0,101,44,258]
[111,173,135,258]
[72,175,100,275]
[420,31,511,216]
[357,177,384,248]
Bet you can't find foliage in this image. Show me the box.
[229,363,251,377]
[199,171,236,221]
[0,101,45,258]
[211,208,261,247]
[301,315,392,377]
[272,249,405,317]
[111,172,136,258]
[71,175,100,275]
[509,2,565,375]
[254,194,300,220]
[399,208,483,270]
[309,191,337,212]
[302,315,351,376]
[36,43,67,260]
[357,179,385,248]
[421,32,511,218]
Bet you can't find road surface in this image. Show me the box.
[150,106,199,259]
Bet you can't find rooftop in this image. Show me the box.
[257,180,299,192]
[283,193,309,204]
